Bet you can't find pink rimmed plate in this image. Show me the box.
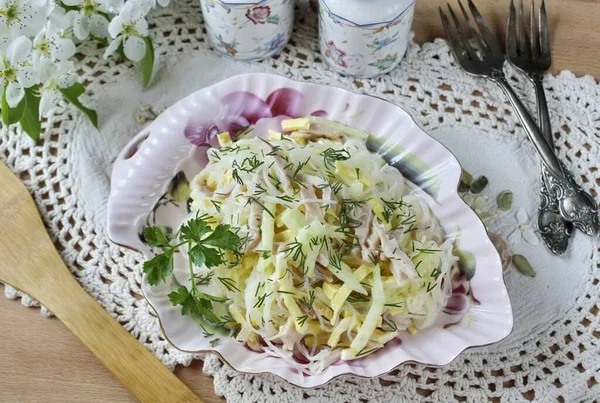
[107,73,513,388]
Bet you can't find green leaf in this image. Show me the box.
[143,226,171,248]
[168,285,192,306]
[59,83,98,128]
[143,249,174,285]
[180,217,210,243]
[2,86,27,126]
[202,224,242,250]
[455,248,476,280]
[197,291,228,303]
[470,176,489,194]
[167,171,191,202]
[19,88,41,143]
[168,286,221,322]
[267,15,280,24]
[189,244,223,268]
[513,254,536,277]
[140,37,154,88]
[496,191,513,211]
[188,244,206,268]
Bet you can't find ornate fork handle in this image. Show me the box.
[532,75,573,254]
[542,164,600,235]
[490,71,599,236]
[538,177,572,254]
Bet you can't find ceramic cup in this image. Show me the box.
[200,0,295,61]
[318,0,416,78]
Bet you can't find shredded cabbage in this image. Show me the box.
[182,117,461,374]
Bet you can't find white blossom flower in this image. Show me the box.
[32,24,76,70]
[0,35,37,107]
[0,0,50,44]
[507,208,540,246]
[37,59,77,117]
[104,0,124,14]
[104,0,149,62]
[48,5,72,30]
[63,0,109,40]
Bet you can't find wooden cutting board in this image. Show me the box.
[1,1,599,402]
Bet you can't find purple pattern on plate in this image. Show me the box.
[184,88,329,146]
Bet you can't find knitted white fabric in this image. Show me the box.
[1,1,599,401]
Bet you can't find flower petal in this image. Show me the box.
[108,15,123,38]
[522,230,540,246]
[37,58,56,82]
[516,208,529,224]
[220,92,272,124]
[49,6,72,29]
[89,13,109,38]
[56,67,77,88]
[72,13,90,40]
[105,0,125,14]
[123,35,146,62]
[103,37,122,59]
[507,230,523,245]
[266,88,305,118]
[134,17,148,36]
[6,81,25,108]
[51,38,77,60]
[39,88,62,118]
[7,36,32,64]
[0,23,10,53]
[16,64,37,88]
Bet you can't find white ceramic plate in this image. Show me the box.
[107,73,513,388]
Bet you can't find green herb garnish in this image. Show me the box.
[143,217,241,327]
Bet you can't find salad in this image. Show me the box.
[143,117,464,374]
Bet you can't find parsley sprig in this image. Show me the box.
[143,216,242,325]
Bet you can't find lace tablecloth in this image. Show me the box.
[1,1,599,401]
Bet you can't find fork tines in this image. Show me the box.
[439,0,503,68]
[507,0,551,63]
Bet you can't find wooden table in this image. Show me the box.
[1,0,599,402]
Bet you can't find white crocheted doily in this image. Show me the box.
[1,1,599,401]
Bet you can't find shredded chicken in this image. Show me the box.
[270,318,303,351]
[245,201,262,251]
[372,220,417,283]
[272,156,293,193]
[299,184,321,218]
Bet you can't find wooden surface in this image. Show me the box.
[1,0,599,402]
[0,163,205,403]
[413,0,600,78]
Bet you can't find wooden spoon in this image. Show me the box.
[0,162,202,403]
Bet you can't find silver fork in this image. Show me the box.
[507,0,572,254]
[439,0,599,237]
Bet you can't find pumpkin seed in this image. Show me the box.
[459,169,473,192]
[470,176,489,194]
[168,171,191,202]
[513,254,536,277]
[496,190,513,211]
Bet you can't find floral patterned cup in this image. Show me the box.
[200,0,295,61]
[318,0,416,78]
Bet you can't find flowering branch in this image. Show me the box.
[0,0,165,142]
